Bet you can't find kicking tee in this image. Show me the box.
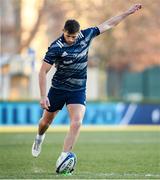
[44,27,100,91]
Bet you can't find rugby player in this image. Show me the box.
[32,4,142,158]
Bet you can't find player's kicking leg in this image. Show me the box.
[32,110,58,157]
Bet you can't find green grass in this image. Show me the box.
[0,131,160,179]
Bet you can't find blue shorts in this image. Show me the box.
[47,87,86,112]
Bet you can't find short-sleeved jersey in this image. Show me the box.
[44,27,100,91]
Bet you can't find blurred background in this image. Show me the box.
[0,0,160,126]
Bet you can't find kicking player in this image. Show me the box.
[32,4,142,158]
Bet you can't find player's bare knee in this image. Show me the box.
[70,113,83,122]
[70,120,82,130]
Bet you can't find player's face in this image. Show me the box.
[63,30,79,45]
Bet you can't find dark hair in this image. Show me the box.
[64,19,80,34]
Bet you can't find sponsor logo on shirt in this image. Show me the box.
[63,60,73,64]
[61,51,68,57]
[80,41,87,47]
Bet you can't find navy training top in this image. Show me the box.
[44,27,100,91]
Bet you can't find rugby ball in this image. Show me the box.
[56,152,77,174]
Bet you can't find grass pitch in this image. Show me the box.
[0,129,160,179]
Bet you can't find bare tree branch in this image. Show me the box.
[19,0,47,52]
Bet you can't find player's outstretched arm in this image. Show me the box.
[98,4,142,34]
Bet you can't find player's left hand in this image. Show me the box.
[127,4,142,15]
[40,96,50,110]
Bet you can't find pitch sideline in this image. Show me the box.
[0,125,159,133]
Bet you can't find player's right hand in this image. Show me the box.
[40,97,50,110]
[127,4,142,15]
